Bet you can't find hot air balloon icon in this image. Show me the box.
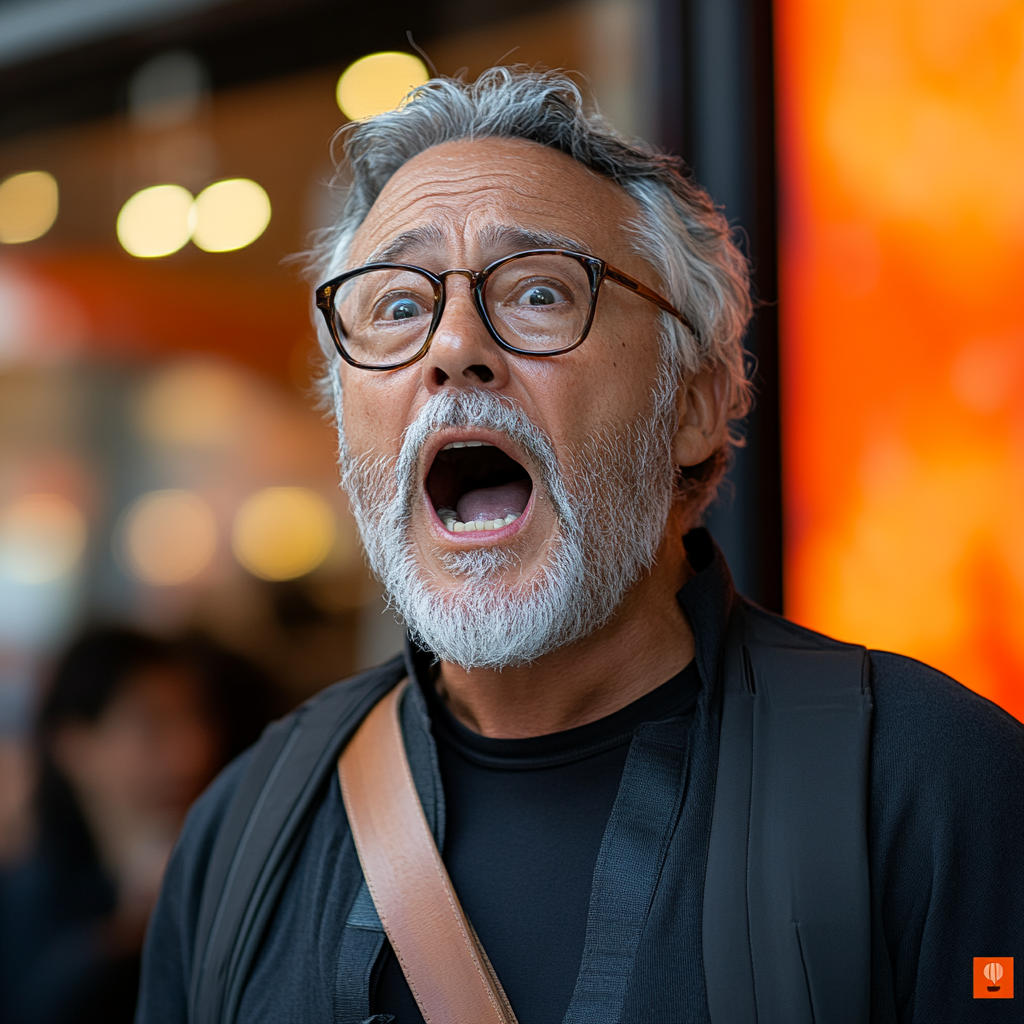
[984,961,1003,992]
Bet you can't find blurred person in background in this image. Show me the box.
[0,627,278,1024]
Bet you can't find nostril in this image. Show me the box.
[432,367,450,386]
[467,364,494,383]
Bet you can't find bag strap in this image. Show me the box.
[338,679,519,1024]
[703,604,873,1024]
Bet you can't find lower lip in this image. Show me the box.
[428,489,535,541]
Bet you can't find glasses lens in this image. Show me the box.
[484,254,593,352]
[334,268,437,366]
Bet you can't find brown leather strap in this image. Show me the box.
[338,679,518,1024]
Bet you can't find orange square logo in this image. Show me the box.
[974,957,1014,999]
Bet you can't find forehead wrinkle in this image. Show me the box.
[351,141,643,269]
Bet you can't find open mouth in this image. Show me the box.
[426,440,533,534]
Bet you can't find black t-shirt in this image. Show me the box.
[372,659,700,1024]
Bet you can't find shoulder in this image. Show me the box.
[741,599,1024,761]
[173,748,252,895]
[866,649,1023,801]
[740,600,862,652]
[174,652,407,890]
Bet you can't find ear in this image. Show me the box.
[672,364,729,469]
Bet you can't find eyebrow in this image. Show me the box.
[477,224,585,254]
[365,223,587,265]
[367,225,447,264]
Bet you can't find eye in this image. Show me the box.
[384,297,425,321]
[514,283,570,307]
[525,286,558,306]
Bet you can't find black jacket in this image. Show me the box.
[137,531,1024,1023]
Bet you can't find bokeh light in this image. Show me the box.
[189,178,271,253]
[116,184,193,258]
[336,52,429,120]
[136,360,247,448]
[0,171,59,244]
[232,486,335,581]
[0,494,86,584]
[122,489,217,585]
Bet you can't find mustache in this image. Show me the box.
[347,388,570,526]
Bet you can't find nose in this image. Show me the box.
[420,273,510,393]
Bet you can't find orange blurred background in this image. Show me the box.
[776,0,1024,721]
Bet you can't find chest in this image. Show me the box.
[236,717,708,1024]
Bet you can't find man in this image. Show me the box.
[138,69,1022,1023]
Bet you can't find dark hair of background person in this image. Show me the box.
[35,627,280,869]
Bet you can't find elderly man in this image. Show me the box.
[138,69,1022,1024]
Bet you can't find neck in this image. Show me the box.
[435,509,696,738]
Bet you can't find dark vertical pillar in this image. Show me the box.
[656,0,782,611]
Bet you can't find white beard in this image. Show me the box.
[338,371,678,670]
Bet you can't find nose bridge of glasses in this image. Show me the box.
[437,267,482,290]
[429,267,494,349]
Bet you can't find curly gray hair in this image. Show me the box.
[307,66,753,510]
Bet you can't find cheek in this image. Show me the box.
[79,728,151,801]
[542,327,662,438]
[339,373,411,457]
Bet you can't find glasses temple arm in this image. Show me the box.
[604,266,699,340]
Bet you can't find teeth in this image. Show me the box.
[441,440,496,451]
[441,513,520,534]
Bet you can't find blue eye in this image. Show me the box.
[525,286,558,306]
[387,299,423,320]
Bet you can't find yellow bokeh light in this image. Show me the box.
[189,178,271,253]
[0,493,86,584]
[0,171,59,244]
[336,52,429,120]
[117,184,193,258]
[232,486,335,581]
[122,489,217,585]
[137,360,247,448]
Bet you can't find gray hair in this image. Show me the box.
[307,66,753,511]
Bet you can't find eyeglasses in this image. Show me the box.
[315,248,695,371]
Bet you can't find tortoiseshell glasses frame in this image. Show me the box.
[315,247,696,372]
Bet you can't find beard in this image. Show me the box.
[338,368,679,670]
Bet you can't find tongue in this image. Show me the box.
[456,479,531,523]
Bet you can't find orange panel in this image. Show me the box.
[776,0,1024,721]
[8,249,311,383]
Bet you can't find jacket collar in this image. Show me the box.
[676,527,737,698]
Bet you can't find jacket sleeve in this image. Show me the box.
[135,752,251,1024]
[868,652,1024,1023]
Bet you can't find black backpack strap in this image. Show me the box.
[703,604,873,1024]
[189,656,406,1024]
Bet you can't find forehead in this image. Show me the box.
[347,137,642,267]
